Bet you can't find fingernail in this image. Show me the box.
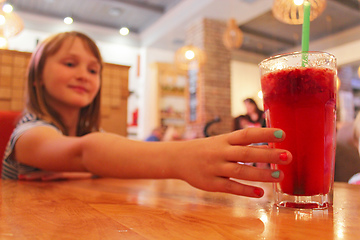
[280,152,288,161]
[274,130,283,139]
[271,171,280,179]
[18,174,25,180]
[254,188,263,197]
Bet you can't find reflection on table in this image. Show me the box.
[1,179,359,239]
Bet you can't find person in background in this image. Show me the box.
[244,98,266,127]
[234,98,265,130]
[145,126,167,142]
[233,115,249,131]
[348,112,360,184]
[1,31,292,198]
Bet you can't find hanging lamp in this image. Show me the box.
[222,18,243,50]
[0,2,24,48]
[174,44,205,70]
[272,0,326,25]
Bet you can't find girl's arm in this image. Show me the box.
[15,126,291,197]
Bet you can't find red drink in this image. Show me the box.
[261,67,336,196]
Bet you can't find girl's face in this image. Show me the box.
[244,101,256,114]
[41,37,101,113]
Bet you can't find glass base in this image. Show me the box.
[274,190,333,210]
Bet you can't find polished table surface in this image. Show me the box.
[1,178,359,239]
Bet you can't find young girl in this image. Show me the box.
[1,31,292,198]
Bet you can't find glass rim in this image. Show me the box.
[258,51,336,67]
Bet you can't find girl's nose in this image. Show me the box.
[76,66,89,81]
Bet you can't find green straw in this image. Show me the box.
[301,1,311,67]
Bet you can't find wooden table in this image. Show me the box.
[1,179,359,239]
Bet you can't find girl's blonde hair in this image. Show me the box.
[26,31,103,136]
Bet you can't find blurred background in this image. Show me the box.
[0,0,360,140]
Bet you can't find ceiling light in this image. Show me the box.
[0,15,5,25]
[272,0,326,25]
[2,4,13,13]
[223,18,243,50]
[185,50,195,60]
[174,45,206,70]
[64,17,73,25]
[119,27,129,36]
[0,36,7,49]
[0,5,24,49]
[293,0,304,6]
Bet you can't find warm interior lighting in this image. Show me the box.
[294,0,304,6]
[336,76,341,90]
[119,27,129,36]
[258,90,263,99]
[272,0,326,25]
[0,14,5,25]
[174,45,205,70]
[222,18,243,50]
[64,17,73,25]
[0,3,24,49]
[185,50,195,60]
[0,35,7,48]
[2,3,13,13]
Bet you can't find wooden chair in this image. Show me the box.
[0,111,21,173]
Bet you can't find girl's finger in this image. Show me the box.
[211,177,264,198]
[18,171,52,181]
[60,172,93,179]
[227,128,286,146]
[219,162,283,182]
[19,172,92,181]
[225,146,292,164]
[41,172,93,181]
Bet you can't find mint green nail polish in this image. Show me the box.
[271,171,280,179]
[274,130,283,139]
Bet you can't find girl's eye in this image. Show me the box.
[89,69,98,74]
[65,62,74,67]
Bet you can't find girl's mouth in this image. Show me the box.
[69,85,88,93]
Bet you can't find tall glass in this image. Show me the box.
[259,51,337,209]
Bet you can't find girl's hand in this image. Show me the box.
[18,171,94,181]
[176,128,292,198]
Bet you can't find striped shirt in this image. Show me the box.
[1,113,61,179]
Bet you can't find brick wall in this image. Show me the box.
[185,18,232,138]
